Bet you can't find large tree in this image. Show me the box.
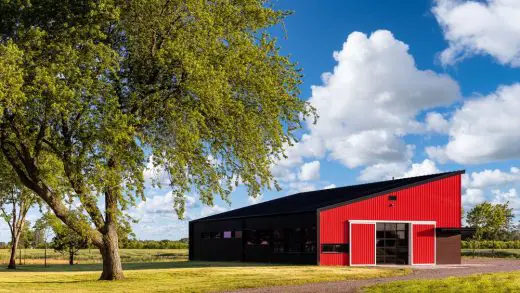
[0,0,314,280]
[466,202,514,255]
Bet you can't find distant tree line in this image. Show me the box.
[1,218,189,251]
[121,239,188,249]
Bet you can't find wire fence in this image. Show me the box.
[0,248,189,265]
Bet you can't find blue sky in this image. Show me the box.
[2,0,520,242]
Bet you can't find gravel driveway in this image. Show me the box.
[223,258,520,293]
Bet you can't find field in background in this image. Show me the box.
[364,271,520,293]
[0,249,188,265]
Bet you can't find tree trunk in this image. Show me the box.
[99,226,124,280]
[69,249,74,265]
[99,162,124,281]
[7,235,19,269]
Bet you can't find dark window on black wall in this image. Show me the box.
[272,227,316,253]
[245,230,258,245]
[303,227,317,253]
[286,228,302,252]
[245,230,271,246]
[258,230,271,246]
[273,229,284,252]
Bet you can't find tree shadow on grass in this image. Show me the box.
[0,261,285,273]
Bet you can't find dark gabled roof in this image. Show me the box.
[193,170,465,222]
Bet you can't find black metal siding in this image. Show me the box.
[190,212,317,264]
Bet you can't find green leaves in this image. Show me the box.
[467,202,514,241]
[0,41,25,115]
[0,0,313,235]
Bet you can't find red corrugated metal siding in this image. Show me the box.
[319,175,461,266]
[350,223,375,265]
[413,224,435,264]
[319,253,348,266]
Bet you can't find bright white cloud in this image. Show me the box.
[298,161,321,181]
[131,192,198,218]
[359,158,440,182]
[433,0,520,67]
[358,162,409,182]
[323,184,337,189]
[491,188,520,215]
[427,84,520,164]
[425,112,450,133]
[271,164,297,183]
[288,181,317,193]
[401,159,440,178]
[464,167,520,189]
[463,188,485,208]
[284,30,459,177]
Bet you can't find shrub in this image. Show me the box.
[461,240,520,249]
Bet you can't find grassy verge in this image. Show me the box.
[363,272,520,293]
[462,249,520,259]
[0,261,410,293]
[0,248,188,265]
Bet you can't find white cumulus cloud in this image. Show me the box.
[298,161,321,181]
[463,188,485,209]
[427,84,520,164]
[425,112,450,134]
[433,0,520,67]
[401,159,441,178]
[323,184,337,189]
[464,167,520,189]
[285,30,460,178]
[491,188,520,215]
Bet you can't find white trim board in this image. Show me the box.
[349,222,377,266]
[349,220,436,224]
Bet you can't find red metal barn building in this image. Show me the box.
[189,171,465,266]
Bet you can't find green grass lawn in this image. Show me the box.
[363,271,520,293]
[462,249,520,259]
[0,248,188,265]
[0,261,409,293]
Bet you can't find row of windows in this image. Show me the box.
[200,227,317,253]
[201,231,243,239]
[270,227,316,253]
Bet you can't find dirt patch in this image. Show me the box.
[223,258,520,293]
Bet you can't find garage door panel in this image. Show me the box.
[350,223,375,265]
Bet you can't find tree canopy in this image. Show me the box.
[466,202,514,241]
[0,0,314,279]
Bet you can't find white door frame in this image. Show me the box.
[349,220,436,266]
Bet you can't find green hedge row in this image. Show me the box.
[461,240,520,249]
